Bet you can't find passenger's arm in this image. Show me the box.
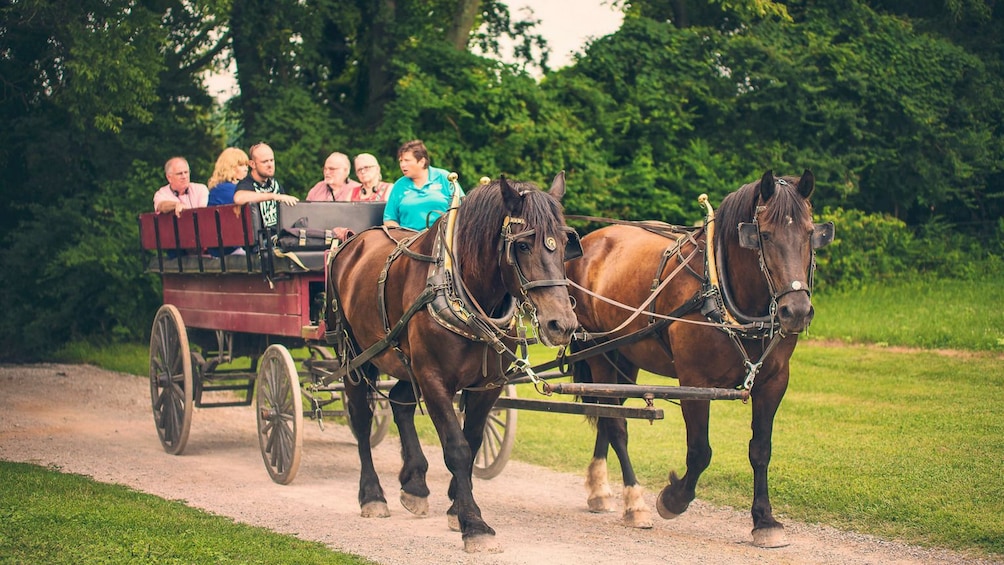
[233,190,299,206]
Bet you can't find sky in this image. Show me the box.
[510,0,623,69]
[206,1,624,100]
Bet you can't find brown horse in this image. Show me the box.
[565,170,833,547]
[326,174,578,553]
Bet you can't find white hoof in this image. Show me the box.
[400,491,429,516]
[623,507,654,529]
[752,526,789,548]
[587,494,616,513]
[360,501,390,518]
[463,533,502,554]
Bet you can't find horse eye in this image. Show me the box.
[760,232,772,242]
[517,242,532,253]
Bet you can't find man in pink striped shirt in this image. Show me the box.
[153,156,209,216]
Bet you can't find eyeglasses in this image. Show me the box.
[356,165,376,172]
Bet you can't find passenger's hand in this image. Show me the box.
[174,203,185,217]
[275,194,299,206]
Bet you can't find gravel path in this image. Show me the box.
[0,363,997,565]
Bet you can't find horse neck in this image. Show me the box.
[454,212,508,312]
[719,237,772,317]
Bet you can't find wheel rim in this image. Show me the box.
[472,384,517,480]
[149,305,193,455]
[340,379,392,447]
[256,345,303,485]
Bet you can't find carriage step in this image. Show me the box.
[493,397,664,421]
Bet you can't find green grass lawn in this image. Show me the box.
[0,462,375,565]
[499,342,1004,556]
[808,278,1004,351]
[34,275,1004,559]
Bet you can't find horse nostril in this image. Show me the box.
[778,305,792,321]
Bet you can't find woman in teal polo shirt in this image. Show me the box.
[383,139,463,231]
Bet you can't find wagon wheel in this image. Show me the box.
[149,304,194,455]
[310,345,391,446]
[459,384,518,480]
[340,378,392,447]
[256,344,303,485]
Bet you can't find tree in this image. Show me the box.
[0,0,227,359]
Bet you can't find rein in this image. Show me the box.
[561,195,813,394]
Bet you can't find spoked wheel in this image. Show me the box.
[340,377,392,447]
[149,305,194,455]
[459,384,518,480]
[256,344,303,485]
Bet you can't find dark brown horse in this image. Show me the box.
[326,174,578,553]
[565,170,832,547]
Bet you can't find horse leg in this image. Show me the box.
[423,387,500,554]
[581,357,653,528]
[445,389,503,532]
[585,429,615,512]
[345,368,389,518]
[749,379,789,547]
[576,356,615,514]
[388,379,431,517]
[657,399,711,520]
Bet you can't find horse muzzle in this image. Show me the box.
[776,288,814,334]
[533,294,578,347]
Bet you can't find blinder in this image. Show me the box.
[564,229,583,261]
[737,221,836,250]
[811,221,835,249]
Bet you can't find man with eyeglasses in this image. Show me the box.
[234,142,298,228]
[305,152,362,202]
[154,157,209,217]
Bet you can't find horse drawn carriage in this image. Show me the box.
[140,170,832,552]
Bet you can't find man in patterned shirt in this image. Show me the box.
[233,142,298,228]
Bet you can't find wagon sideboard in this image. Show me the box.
[139,201,386,340]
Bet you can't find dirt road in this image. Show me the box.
[0,363,996,565]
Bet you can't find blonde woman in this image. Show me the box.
[207,147,250,206]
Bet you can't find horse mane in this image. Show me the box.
[716,175,811,247]
[454,178,565,283]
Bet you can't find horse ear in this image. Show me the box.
[548,171,566,201]
[797,169,815,198]
[758,170,775,201]
[499,174,522,213]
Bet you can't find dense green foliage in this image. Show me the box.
[0,461,374,564]
[2,0,1002,360]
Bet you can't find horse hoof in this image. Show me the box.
[655,491,680,520]
[623,508,654,529]
[752,526,789,548]
[400,491,429,516]
[587,495,616,513]
[621,485,653,528]
[360,501,390,518]
[463,533,502,554]
[447,512,460,532]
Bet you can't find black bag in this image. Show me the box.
[277,217,353,251]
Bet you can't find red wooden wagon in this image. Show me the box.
[140,201,392,484]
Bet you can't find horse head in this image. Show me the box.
[458,172,578,347]
[728,169,834,334]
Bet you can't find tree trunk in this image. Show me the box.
[447,0,481,50]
